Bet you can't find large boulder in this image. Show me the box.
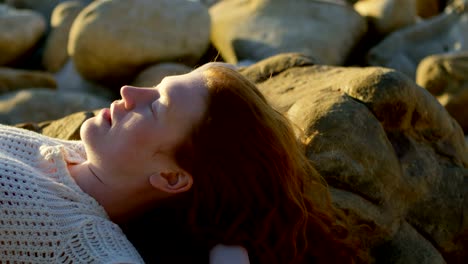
[69,0,211,85]
[0,88,110,124]
[0,4,46,66]
[209,0,366,65]
[241,53,468,263]
[366,2,468,79]
[416,51,468,133]
[42,0,86,72]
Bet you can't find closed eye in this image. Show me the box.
[150,101,157,118]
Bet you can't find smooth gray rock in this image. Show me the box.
[210,0,366,65]
[43,0,86,72]
[0,4,46,65]
[367,3,468,79]
[69,0,211,85]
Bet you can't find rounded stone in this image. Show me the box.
[0,4,46,65]
[68,0,210,84]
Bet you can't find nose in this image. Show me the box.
[120,85,157,110]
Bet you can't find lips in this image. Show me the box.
[102,108,111,125]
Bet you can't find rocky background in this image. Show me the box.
[1,0,467,263]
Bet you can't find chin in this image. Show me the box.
[80,118,106,157]
[80,117,100,141]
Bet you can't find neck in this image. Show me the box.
[68,162,157,223]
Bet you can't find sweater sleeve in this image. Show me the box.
[58,216,144,264]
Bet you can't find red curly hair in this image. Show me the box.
[173,64,367,263]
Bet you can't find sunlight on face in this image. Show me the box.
[80,70,208,185]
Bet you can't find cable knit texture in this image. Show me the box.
[0,124,144,263]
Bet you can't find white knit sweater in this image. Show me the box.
[0,124,144,263]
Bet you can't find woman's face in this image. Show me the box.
[80,70,208,186]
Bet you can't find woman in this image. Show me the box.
[0,62,364,263]
[0,62,223,263]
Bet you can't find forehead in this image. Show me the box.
[160,71,208,119]
[160,71,207,97]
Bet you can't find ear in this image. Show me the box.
[149,170,193,194]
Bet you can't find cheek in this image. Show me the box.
[117,115,173,155]
[173,120,194,143]
[116,138,159,169]
[119,116,154,143]
[125,126,160,154]
[133,135,153,151]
